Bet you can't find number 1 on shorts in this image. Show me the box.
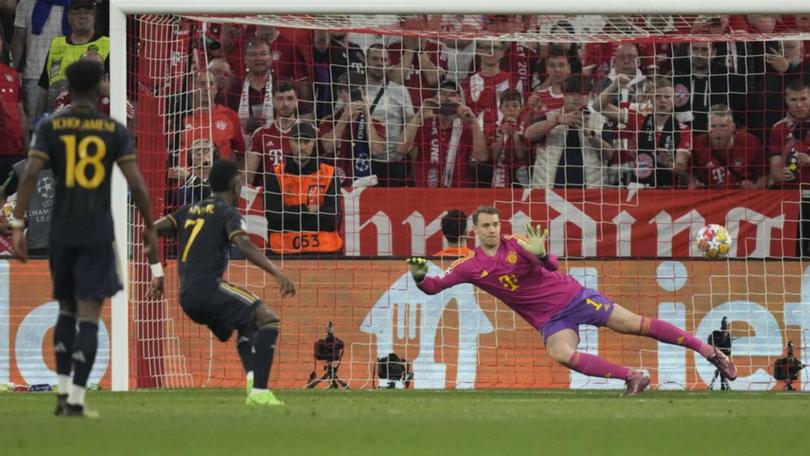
[586,298,603,312]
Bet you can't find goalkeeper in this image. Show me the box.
[407,205,737,395]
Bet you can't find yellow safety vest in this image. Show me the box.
[45,35,110,100]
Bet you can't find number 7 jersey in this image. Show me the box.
[30,105,134,247]
[167,198,247,295]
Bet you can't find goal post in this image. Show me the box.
[109,1,810,392]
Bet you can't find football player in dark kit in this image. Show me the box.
[148,159,295,406]
[12,60,160,418]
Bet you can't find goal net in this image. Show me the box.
[123,12,810,391]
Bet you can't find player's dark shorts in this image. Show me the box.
[49,243,123,301]
[540,288,616,343]
[180,282,261,342]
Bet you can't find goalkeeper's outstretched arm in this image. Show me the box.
[406,257,469,295]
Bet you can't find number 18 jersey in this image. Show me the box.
[30,105,134,247]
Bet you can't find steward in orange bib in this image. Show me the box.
[266,122,342,254]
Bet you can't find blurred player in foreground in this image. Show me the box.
[149,160,295,406]
[13,60,159,417]
[407,205,737,395]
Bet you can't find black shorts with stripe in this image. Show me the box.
[180,282,261,342]
[49,243,123,301]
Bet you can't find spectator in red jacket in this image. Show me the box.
[180,69,245,167]
[486,89,528,187]
[0,31,25,181]
[680,105,767,189]
[769,78,810,186]
[399,80,489,187]
[524,44,570,124]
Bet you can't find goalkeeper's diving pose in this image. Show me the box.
[407,205,737,395]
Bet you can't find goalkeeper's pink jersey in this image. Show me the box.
[417,235,582,330]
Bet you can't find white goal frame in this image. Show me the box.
[108,0,810,391]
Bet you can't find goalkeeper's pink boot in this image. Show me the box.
[706,347,738,381]
[623,371,650,396]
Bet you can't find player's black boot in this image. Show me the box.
[58,403,99,419]
[54,394,68,416]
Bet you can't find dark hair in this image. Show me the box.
[273,80,297,95]
[563,74,592,95]
[547,44,569,61]
[499,89,523,106]
[441,209,468,243]
[786,77,810,93]
[439,79,460,93]
[472,206,500,225]
[334,70,366,95]
[550,20,575,35]
[208,160,240,192]
[66,60,104,94]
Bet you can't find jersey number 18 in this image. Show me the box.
[59,134,107,189]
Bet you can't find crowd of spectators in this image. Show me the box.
[1,7,810,255]
[169,14,810,197]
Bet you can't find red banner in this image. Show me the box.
[338,188,800,258]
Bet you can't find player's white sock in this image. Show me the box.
[246,371,254,382]
[67,384,86,406]
[57,375,70,394]
[250,388,268,396]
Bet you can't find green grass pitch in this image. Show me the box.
[1,389,809,455]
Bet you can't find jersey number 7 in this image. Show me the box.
[182,218,206,262]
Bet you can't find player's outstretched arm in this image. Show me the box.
[153,217,176,237]
[141,217,176,299]
[10,155,47,262]
[406,257,429,282]
[233,233,296,298]
[406,257,468,295]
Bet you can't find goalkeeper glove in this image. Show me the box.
[516,224,549,258]
[406,257,428,282]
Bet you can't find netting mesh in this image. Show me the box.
[125,13,810,390]
[178,14,810,44]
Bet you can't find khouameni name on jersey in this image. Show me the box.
[50,117,116,132]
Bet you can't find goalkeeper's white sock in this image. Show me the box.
[67,384,86,406]
[57,375,70,394]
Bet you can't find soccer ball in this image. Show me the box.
[696,224,732,259]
